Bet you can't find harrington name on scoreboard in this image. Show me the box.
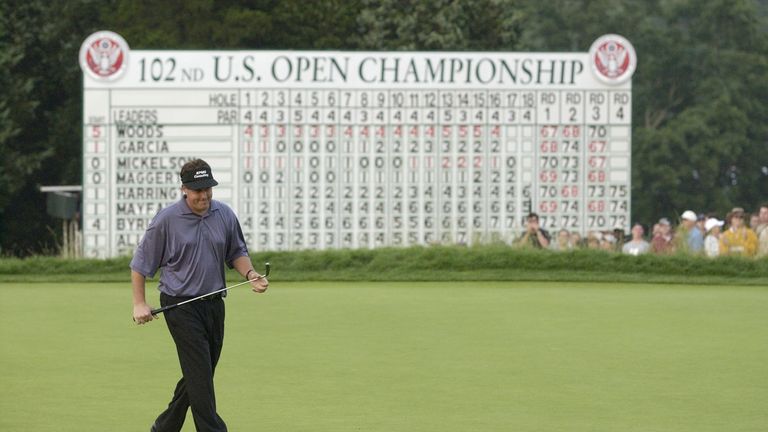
[81,31,636,258]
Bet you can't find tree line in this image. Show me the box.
[1,0,766,256]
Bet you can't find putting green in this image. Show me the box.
[1,282,766,431]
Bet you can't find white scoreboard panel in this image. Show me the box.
[82,45,633,258]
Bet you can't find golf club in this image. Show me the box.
[148,262,270,316]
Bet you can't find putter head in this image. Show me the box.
[263,262,271,277]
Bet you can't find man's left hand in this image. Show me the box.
[251,276,268,293]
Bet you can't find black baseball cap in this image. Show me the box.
[181,166,218,190]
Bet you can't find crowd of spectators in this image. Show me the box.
[516,204,768,258]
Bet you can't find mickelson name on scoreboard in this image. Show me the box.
[81,31,636,258]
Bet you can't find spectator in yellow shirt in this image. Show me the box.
[720,208,758,257]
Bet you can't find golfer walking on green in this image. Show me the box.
[131,159,268,432]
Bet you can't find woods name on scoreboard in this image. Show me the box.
[80,31,636,258]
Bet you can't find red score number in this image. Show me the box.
[539,201,557,213]
[539,170,558,182]
[561,185,579,197]
[588,156,606,168]
[540,141,558,153]
[589,140,607,152]
[540,125,558,137]
[562,125,580,137]
[588,200,606,212]
[588,170,606,182]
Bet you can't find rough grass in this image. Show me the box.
[0,281,766,431]
[1,246,766,285]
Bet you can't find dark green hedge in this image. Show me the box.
[1,246,766,285]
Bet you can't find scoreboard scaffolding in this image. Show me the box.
[81,32,636,258]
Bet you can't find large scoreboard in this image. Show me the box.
[81,32,636,258]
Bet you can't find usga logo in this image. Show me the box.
[589,34,636,85]
[79,31,130,81]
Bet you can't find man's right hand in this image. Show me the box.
[133,303,155,325]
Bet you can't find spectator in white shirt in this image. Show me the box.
[550,229,573,251]
[704,217,724,258]
[622,223,650,255]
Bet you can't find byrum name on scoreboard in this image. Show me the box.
[116,217,149,231]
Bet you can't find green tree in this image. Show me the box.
[0,0,107,254]
[102,0,362,49]
[515,0,644,51]
[630,0,768,221]
[0,2,52,211]
[355,0,524,50]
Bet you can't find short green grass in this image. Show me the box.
[1,282,766,431]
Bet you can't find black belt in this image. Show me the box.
[162,292,224,302]
[197,292,223,301]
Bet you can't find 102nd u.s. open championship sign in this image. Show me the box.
[80,31,635,258]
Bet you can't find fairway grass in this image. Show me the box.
[1,282,766,431]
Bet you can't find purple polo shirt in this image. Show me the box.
[130,198,249,297]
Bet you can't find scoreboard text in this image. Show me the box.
[82,36,634,258]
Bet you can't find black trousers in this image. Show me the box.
[153,293,227,432]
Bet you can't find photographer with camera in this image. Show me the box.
[517,212,551,249]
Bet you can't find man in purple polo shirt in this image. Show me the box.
[131,158,268,432]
